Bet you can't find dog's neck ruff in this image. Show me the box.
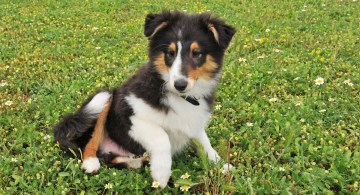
[181,95,200,106]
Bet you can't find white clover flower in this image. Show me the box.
[11,158,18,162]
[5,100,13,106]
[319,109,327,113]
[104,183,112,189]
[257,54,266,59]
[220,168,226,174]
[269,97,278,103]
[279,167,285,172]
[180,185,190,191]
[265,29,271,33]
[246,122,254,127]
[238,57,247,63]
[315,77,324,85]
[214,104,222,110]
[180,172,191,179]
[328,97,335,102]
[0,82,8,87]
[151,181,160,188]
[95,46,101,50]
[344,80,354,87]
[343,79,351,84]
[43,135,51,140]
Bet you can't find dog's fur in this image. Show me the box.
[54,11,235,187]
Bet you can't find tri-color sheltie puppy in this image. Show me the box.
[54,10,235,188]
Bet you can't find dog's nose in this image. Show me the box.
[174,79,188,92]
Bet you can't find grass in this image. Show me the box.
[1,0,359,194]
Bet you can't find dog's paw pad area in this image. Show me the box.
[222,163,234,173]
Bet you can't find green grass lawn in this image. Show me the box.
[1,0,359,194]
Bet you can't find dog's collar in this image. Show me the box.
[181,95,200,106]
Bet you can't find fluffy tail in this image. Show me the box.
[54,91,112,154]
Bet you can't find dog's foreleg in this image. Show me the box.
[129,117,172,188]
[194,130,233,172]
[194,130,220,161]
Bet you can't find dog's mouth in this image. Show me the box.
[164,78,202,106]
[168,89,200,106]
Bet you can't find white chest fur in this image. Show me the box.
[126,93,211,154]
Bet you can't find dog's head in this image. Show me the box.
[145,11,236,98]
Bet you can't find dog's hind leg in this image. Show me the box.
[53,91,112,153]
[81,100,111,173]
[105,155,149,169]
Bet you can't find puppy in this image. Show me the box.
[54,10,235,188]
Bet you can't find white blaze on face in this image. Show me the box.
[168,41,196,94]
[169,42,185,91]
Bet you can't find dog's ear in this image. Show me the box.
[201,14,236,50]
[144,12,170,39]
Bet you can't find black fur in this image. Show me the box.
[105,64,168,155]
[199,13,236,50]
[53,93,107,153]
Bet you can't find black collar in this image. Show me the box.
[181,95,200,106]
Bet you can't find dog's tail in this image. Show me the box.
[53,91,112,154]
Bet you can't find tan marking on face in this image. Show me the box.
[153,53,169,72]
[169,42,176,53]
[188,55,218,80]
[190,42,199,53]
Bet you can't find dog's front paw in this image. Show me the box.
[221,163,234,173]
[151,167,171,188]
[150,160,172,188]
[81,157,100,173]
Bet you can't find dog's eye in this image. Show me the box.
[167,50,175,58]
[192,49,202,58]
